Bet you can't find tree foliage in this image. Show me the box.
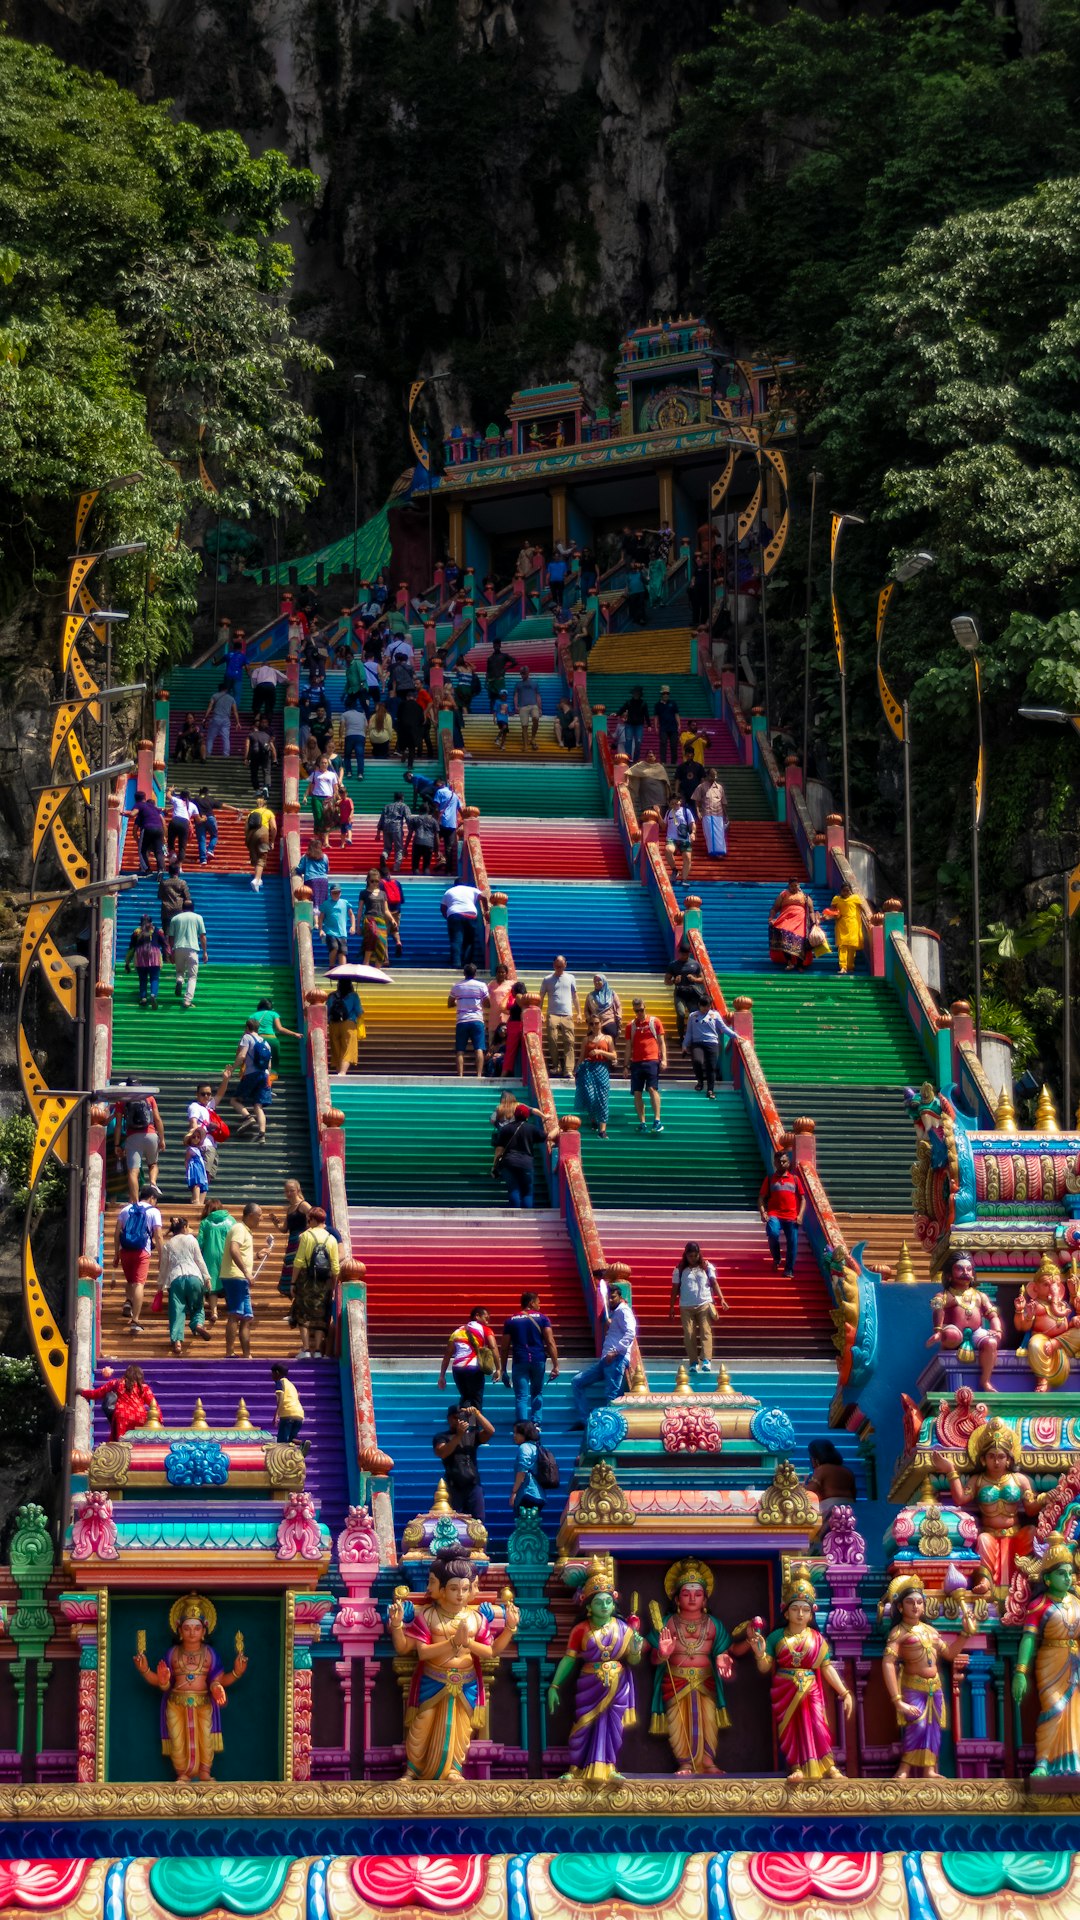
[0,34,327,670]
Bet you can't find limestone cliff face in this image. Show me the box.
[5,0,721,491]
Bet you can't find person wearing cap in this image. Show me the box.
[317,884,356,971]
[244,791,277,892]
[654,686,682,767]
[624,998,667,1134]
[112,1185,165,1333]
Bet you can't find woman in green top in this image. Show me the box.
[197,1199,236,1324]
[251,998,302,1071]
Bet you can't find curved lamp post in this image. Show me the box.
[829,510,865,840]
[952,612,985,1052]
[407,373,452,587]
[876,550,935,934]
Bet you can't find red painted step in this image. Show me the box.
[684,822,804,885]
[351,1207,595,1358]
[593,1208,834,1362]
[476,819,628,880]
[464,643,557,671]
[601,717,741,767]
[121,815,281,874]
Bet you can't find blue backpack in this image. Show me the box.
[119,1202,152,1252]
[250,1037,273,1074]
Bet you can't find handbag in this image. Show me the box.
[467,1324,497,1374]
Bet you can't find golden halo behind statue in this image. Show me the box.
[663,1557,715,1601]
[169,1591,218,1636]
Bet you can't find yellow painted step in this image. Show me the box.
[463,716,574,759]
[588,631,692,674]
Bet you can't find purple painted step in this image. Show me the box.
[93,1357,349,1539]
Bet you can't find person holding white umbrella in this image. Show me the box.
[327,976,365,1074]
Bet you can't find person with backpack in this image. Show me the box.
[500,1290,560,1424]
[490,1093,553,1210]
[376,792,411,872]
[326,978,364,1074]
[124,913,168,1008]
[663,799,697,885]
[405,800,439,873]
[291,1206,339,1357]
[623,998,667,1136]
[669,1241,729,1376]
[119,1090,166,1203]
[197,1196,235,1326]
[245,720,278,794]
[437,1307,501,1408]
[510,1420,559,1517]
[250,997,303,1072]
[432,779,462,875]
[432,1402,493,1523]
[665,940,707,1045]
[113,1184,164,1333]
[79,1364,159,1440]
[244,790,277,893]
[228,1019,274,1140]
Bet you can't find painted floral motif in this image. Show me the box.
[746,1855,882,1903]
[336,1505,380,1565]
[661,1406,722,1453]
[545,1854,689,1905]
[0,1862,90,1910]
[146,1859,294,1916]
[938,1854,1073,1897]
[348,1858,489,1912]
[750,1406,797,1454]
[69,1490,118,1561]
[585,1407,627,1455]
[164,1441,229,1488]
[275,1492,324,1560]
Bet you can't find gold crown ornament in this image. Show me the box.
[168,1592,218,1636]
[663,1557,715,1602]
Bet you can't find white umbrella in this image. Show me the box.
[326,963,395,985]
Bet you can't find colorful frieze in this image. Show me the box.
[4,1857,1079,1920]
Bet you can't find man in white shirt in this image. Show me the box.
[513,667,543,750]
[539,954,580,1077]
[165,789,200,868]
[441,882,488,968]
[447,964,490,1078]
[249,662,288,722]
[572,1281,637,1420]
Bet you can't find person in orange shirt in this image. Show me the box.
[623,997,668,1134]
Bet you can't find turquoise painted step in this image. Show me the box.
[500,882,667,972]
[466,765,608,819]
[338,1080,550,1208]
[339,761,442,815]
[372,1365,580,1551]
[722,975,927,1086]
[552,1085,761,1210]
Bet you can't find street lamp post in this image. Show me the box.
[1018,705,1080,1119]
[407,374,452,588]
[875,550,935,936]
[829,510,866,840]
[953,613,985,1053]
[801,468,824,778]
[350,374,367,607]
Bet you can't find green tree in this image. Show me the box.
[0,35,327,669]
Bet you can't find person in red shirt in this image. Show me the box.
[623,997,667,1134]
[79,1365,159,1440]
[758,1148,807,1276]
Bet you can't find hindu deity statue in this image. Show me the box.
[1012,1533,1080,1777]
[133,1592,247,1782]
[879,1573,976,1778]
[927,1250,1001,1392]
[934,1417,1047,1597]
[647,1557,733,1775]
[548,1555,643,1784]
[748,1563,852,1783]
[387,1549,518,1780]
[1016,1254,1080,1391]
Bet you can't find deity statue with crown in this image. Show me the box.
[879,1572,976,1779]
[647,1557,733,1775]
[133,1592,248,1782]
[387,1548,518,1780]
[1013,1533,1080,1778]
[934,1415,1048,1598]
[548,1555,643,1784]
[748,1562,853,1783]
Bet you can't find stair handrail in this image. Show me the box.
[188,607,291,672]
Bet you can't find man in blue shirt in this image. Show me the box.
[316,884,355,969]
[433,780,462,875]
[572,1279,637,1421]
[500,1290,560,1424]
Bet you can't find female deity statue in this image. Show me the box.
[133,1592,247,1782]
[387,1549,518,1780]
[647,1557,733,1775]
[934,1417,1047,1597]
[548,1555,643,1784]
[1012,1533,1080,1777]
[879,1573,976,1779]
[749,1563,853,1782]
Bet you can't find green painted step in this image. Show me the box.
[341,760,441,814]
[465,764,608,819]
[551,1085,761,1210]
[338,1080,551,1208]
[722,976,928,1085]
[588,671,713,718]
[112,965,302,1076]
[115,1071,316,1202]
[712,769,774,823]
[774,1084,916,1212]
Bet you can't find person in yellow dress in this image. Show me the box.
[823,881,868,975]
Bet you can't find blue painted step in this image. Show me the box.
[676,884,832,973]
[116,872,293,965]
[500,881,668,972]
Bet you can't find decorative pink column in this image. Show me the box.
[332,1506,383,1760]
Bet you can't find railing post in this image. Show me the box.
[731,995,754,1089]
[791,1113,817,1173]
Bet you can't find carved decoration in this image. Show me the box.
[756,1458,817,1529]
[87,1442,131,1490]
[575,1460,635,1529]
